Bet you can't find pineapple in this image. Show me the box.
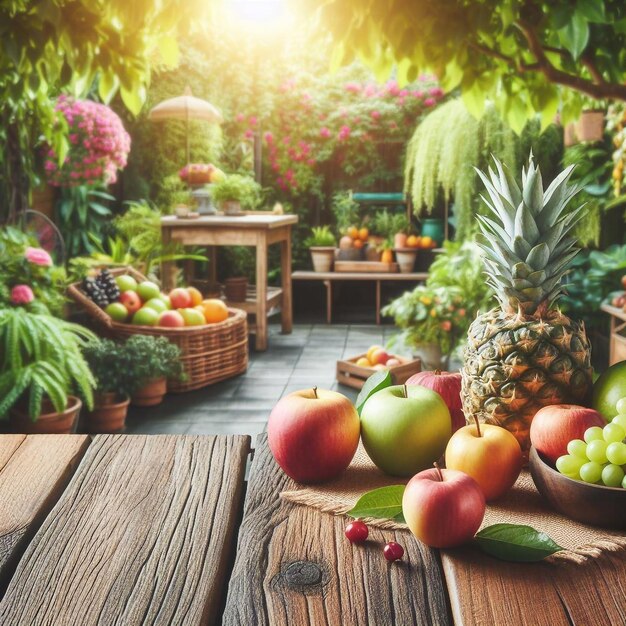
[461,154,593,456]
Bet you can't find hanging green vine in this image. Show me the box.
[404,99,563,241]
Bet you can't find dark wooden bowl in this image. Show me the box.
[529,447,626,530]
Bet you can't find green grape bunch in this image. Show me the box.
[556,397,626,489]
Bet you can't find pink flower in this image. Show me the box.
[249,116,258,127]
[11,285,35,305]
[338,125,351,140]
[319,127,331,138]
[24,247,52,267]
[235,113,245,123]
[344,82,361,93]
[244,129,254,140]
[264,131,274,144]
[370,110,381,120]
[424,98,436,107]
[429,86,444,97]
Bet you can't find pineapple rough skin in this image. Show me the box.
[462,307,593,456]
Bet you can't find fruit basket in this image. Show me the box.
[336,353,421,389]
[67,266,248,392]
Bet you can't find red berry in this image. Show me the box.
[383,541,404,561]
[345,521,368,543]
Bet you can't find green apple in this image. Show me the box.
[161,294,172,309]
[360,384,451,477]
[136,280,161,303]
[593,361,626,420]
[104,302,129,322]
[131,307,159,326]
[143,297,168,314]
[115,275,138,293]
[179,307,205,326]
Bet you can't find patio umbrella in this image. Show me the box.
[148,86,223,164]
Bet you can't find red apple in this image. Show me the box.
[445,417,522,501]
[406,370,465,432]
[402,464,485,548]
[621,275,626,289]
[157,310,185,328]
[268,387,360,483]
[370,348,389,365]
[169,287,192,309]
[120,290,141,315]
[529,404,606,465]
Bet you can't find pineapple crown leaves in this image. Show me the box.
[474,153,587,315]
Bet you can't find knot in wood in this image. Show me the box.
[283,561,323,588]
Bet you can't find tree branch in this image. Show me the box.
[514,20,626,101]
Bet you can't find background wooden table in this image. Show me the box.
[0,433,624,625]
[601,303,626,365]
[161,214,298,350]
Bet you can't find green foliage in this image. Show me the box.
[563,141,615,247]
[371,210,409,239]
[83,338,145,397]
[0,0,210,219]
[383,242,495,356]
[0,308,96,419]
[561,244,626,331]
[304,226,337,248]
[308,0,626,131]
[68,201,206,279]
[210,175,261,208]
[405,100,517,240]
[123,335,185,384]
[0,227,67,316]
[332,192,361,234]
[55,186,115,257]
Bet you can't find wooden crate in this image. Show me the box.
[336,353,422,389]
[334,261,399,273]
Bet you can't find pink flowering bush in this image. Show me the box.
[45,96,131,187]
[11,285,35,305]
[0,228,67,316]
[232,72,444,193]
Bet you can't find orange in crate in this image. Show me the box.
[201,299,229,324]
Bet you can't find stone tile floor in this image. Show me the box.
[126,323,401,436]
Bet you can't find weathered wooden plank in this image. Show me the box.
[0,434,250,625]
[442,546,626,626]
[223,434,452,626]
[0,434,90,591]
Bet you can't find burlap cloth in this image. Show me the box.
[281,444,626,563]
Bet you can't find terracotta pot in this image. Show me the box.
[310,247,335,272]
[224,277,248,302]
[10,395,81,434]
[84,393,130,433]
[394,233,408,249]
[223,200,242,216]
[576,110,604,143]
[131,378,167,407]
[394,248,417,273]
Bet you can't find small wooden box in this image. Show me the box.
[334,261,399,273]
[336,353,422,389]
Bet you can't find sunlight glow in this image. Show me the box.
[226,0,291,25]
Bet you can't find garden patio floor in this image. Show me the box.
[126,323,399,436]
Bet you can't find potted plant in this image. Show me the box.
[82,339,140,433]
[126,335,185,406]
[210,174,261,215]
[171,189,192,217]
[304,226,337,272]
[0,308,96,433]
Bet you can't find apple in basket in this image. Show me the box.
[169,288,192,309]
[120,291,142,315]
[268,388,360,483]
[158,310,185,328]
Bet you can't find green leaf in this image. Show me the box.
[356,369,392,415]
[559,12,589,60]
[577,0,605,23]
[475,523,563,562]
[347,485,406,523]
[157,34,180,67]
[120,84,146,116]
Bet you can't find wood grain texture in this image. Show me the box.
[0,434,250,626]
[223,434,452,626]
[0,434,90,590]
[442,546,626,626]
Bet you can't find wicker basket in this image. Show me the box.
[67,267,248,392]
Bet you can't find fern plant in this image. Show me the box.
[304,226,336,247]
[0,308,96,419]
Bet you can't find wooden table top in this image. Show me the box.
[0,433,624,625]
[293,270,429,281]
[161,214,298,229]
[601,303,626,322]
